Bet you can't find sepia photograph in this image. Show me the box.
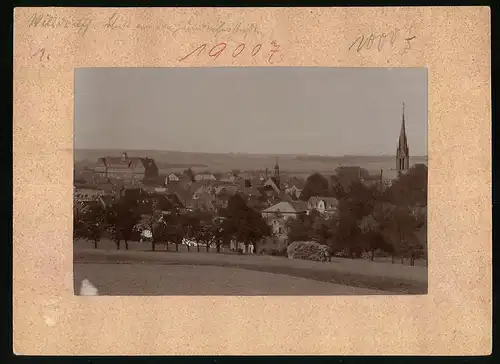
[73,67,428,296]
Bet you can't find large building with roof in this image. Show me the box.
[94,152,159,182]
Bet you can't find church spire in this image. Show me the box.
[396,103,410,171]
[399,103,408,148]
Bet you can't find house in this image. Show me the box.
[285,185,302,200]
[186,196,216,212]
[261,201,308,221]
[257,185,279,201]
[194,173,217,182]
[307,196,339,215]
[165,173,180,184]
[263,177,281,193]
[134,193,184,216]
[192,185,215,199]
[219,173,236,184]
[164,183,193,207]
[258,201,308,255]
[95,152,159,181]
[154,187,167,194]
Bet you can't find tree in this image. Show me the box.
[76,203,106,249]
[329,175,348,199]
[386,164,428,206]
[220,193,272,251]
[346,180,377,220]
[163,212,186,252]
[285,214,314,243]
[382,206,423,265]
[136,204,164,252]
[335,198,363,258]
[300,173,330,201]
[183,168,195,182]
[105,203,123,250]
[359,214,393,261]
[334,165,369,190]
[211,218,232,253]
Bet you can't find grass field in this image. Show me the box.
[74,240,427,295]
[74,263,384,295]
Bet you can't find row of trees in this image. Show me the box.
[74,193,272,253]
[299,164,428,207]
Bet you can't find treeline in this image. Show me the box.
[74,192,271,253]
[291,164,428,265]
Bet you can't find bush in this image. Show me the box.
[287,241,330,262]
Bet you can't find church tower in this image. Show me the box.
[396,103,410,172]
[273,157,280,188]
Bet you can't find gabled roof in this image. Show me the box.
[194,173,216,180]
[289,200,309,211]
[215,185,239,196]
[262,201,308,214]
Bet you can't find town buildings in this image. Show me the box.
[74,104,423,255]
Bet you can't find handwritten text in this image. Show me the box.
[28,13,92,36]
[179,40,284,64]
[349,23,417,55]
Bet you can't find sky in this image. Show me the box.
[75,67,427,156]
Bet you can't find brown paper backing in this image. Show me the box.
[13,7,491,355]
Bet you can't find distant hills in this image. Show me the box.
[74,149,428,176]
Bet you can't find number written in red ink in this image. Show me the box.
[179,41,283,64]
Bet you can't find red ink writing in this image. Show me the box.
[179,44,207,62]
[179,41,282,64]
[208,42,227,60]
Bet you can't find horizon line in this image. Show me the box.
[74,147,428,158]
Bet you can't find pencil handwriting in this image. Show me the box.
[349,22,417,55]
[27,12,92,36]
[31,47,50,61]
